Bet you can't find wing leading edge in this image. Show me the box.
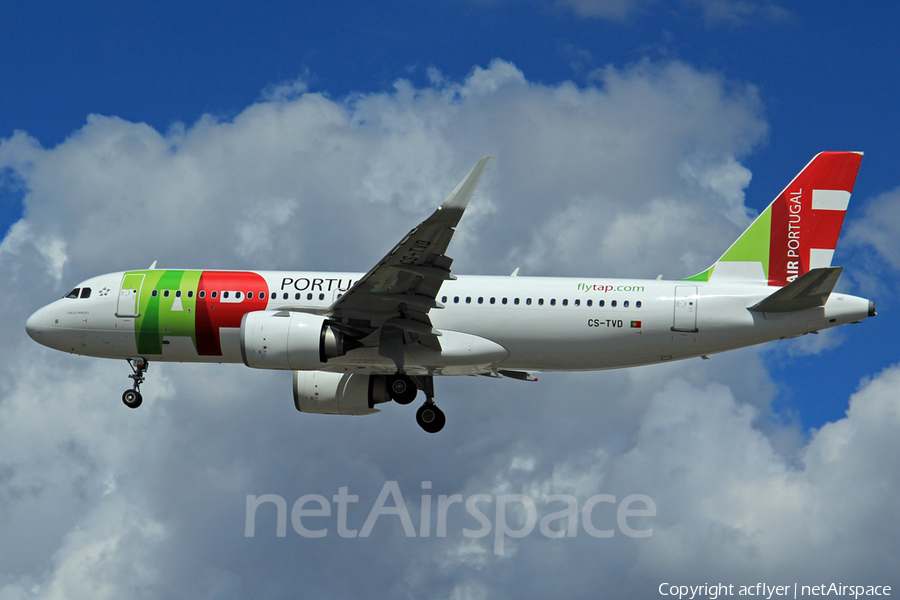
[326,157,491,359]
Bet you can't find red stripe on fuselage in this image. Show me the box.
[195,271,269,356]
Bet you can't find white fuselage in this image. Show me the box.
[25,270,873,376]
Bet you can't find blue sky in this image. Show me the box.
[2,1,900,597]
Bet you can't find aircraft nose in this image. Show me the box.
[25,309,43,341]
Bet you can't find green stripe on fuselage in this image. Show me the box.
[131,270,201,355]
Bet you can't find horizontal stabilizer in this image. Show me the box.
[749,267,843,313]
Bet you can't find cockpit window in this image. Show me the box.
[80,287,92,299]
[65,288,80,299]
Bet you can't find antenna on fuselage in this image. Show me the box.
[510,268,519,277]
[149,261,158,270]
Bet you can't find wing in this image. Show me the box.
[326,157,491,357]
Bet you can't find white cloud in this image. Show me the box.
[846,187,900,273]
[0,220,67,283]
[548,0,789,24]
[0,59,890,597]
[553,0,649,19]
[0,58,767,284]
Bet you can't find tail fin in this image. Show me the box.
[685,152,863,286]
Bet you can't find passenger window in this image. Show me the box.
[151,290,158,297]
[223,291,229,299]
[187,291,193,298]
[247,292,253,299]
[478,297,483,304]
[199,291,206,299]
[454,296,459,303]
[538,298,544,306]
[514,298,520,305]
[574,299,580,306]
[526,298,532,305]
[611,300,617,307]
[175,290,182,298]
[307,293,313,300]
[80,287,92,299]
[562,299,567,306]
[442,296,448,303]
[490,297,496,304]
[319,293,325,300]
[636,301,642,308]
[296,293,302,300]
[598,300,604,307]
[212,291,218,299]
[624,300,629,308]
[283,293,288,300]
[271,292,277,300]
[587,299,592,307]
[466,297,471,304]
[502,298,508,305]
[550,299,556,306]
[65,288,81,299]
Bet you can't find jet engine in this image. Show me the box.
[293,371,391,415]
[240,311,354,370]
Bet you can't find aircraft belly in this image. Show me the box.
[429,296,796,371]
[325,330,509,376]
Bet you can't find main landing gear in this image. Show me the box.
[415,401,446,434]
[386,374,418,405]
[122,357,148,409]
[385,373,445,434]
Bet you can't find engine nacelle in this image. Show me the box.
[293,371,391,415]
[240,311,350,370]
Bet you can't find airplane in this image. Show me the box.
[25,152,874,433]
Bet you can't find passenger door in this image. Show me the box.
[116,273,144,318]
[672,285,699,332]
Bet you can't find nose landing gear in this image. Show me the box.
[122,358,147,409]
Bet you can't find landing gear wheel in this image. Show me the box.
[123,357,148,409]
[388,374,418,405]
[122,389,143,409]
[416,402,446,433]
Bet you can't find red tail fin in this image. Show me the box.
[767,151,862,286]
[688,152,863,286]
